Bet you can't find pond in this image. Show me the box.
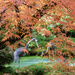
[5,56,75,69]
[6,56,49,68]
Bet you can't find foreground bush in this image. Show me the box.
[0,47,14,65]
[53,62,75,75]
[0,66,14,74]
[3,62,74,75]
[11,63,52,75]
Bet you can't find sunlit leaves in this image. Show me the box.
[2,30,21,42]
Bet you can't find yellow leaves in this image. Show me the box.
[21,48,29,55]
[39,0,46,5]
[67,27,72,31]
[5,30,10,35]
[11,18,18,26]
[46,42,52,48]
[2,37,7,42]
[53,27,61,34]
[4,41,10,47]
[72,23,75,26]
[11,18,14,21]
[18,4,26,11]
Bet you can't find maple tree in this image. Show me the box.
[0,0,75,73]
[0,0,57,49]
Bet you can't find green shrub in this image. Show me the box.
[0,47,14,65]
[28,42,37,48]
[37,47,46,55]
[32,66,45,75]
[0,66,14,73]
[46,26,53,31]
[67,30,75,37]
[14,64,52,75]
[33,34,54,47]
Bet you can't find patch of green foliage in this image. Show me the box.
[62,16,72,21]
[0,29,8,41]
[0,66,14,73]
[70,37,75,42]
[12,63,52,75]
[0,47,14,65]
[33,34,54,47]
[0,35,5,41]
[46,25,53,31]
[28,42,37,48]
[67,30,75,37]
[62,49,67,53]
[37,47,46,55]
[61,43,65,48]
